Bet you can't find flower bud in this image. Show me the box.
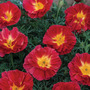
[74,0,81,2]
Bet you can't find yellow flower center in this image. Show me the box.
[1,11,13,22]
[79,61,90,76]
[52,32,65,46]
[11,83,25,90]
[37,55,51,68]
[33,0,44,11]
[3,35,15,49]
[74,11,86,25]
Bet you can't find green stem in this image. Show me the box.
[72,1,76,6]
[10,53,14,69]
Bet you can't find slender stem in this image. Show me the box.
[10,53,14,69]
[72,1,76,6]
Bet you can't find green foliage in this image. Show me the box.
[0,0,90,90]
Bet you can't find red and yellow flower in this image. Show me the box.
[23,45,62,81]
[43,25,76,55]
[0,70,33,90]
[65,3,90,33]
[0,1,21,28]
[23,0,53,18]
[68,53,90,86]
[0,27,28,57]
[52,82,81,90]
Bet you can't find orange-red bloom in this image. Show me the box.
[65,3,90,33]
[0,1,21,28]
[23,0,53,18]
[0,70,33,90]
[68,53,90,86]
[43,25,76,55]
[23,45,62,81]
[0,27,28,57]
[52,82,81,90]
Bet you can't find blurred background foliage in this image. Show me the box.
[0,0,90,90]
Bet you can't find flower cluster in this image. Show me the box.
[0,0,90,90]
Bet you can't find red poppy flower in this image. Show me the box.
[23,45,62,81]
[74,0,81,2]
[0,1,21,28]
[0,27,28,57]
[52,82,81,90]
[68,53,90,86]
[43,25,76,55]
[65,3,90,33]
[0,70,33,90]
[23,0,53,18]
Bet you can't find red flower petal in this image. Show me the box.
[1,28,9,39]
[10,27,19,40]
[52,82,81,90]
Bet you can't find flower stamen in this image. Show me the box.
[37,55,51,68]
[10,83,25,90]
[79,61,90,76]
[33,1,44,11]
[3,35,15,49]
[74,11,86,25]
[1,11,13,22]
[52,32,65,46]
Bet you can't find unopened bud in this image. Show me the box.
[74,0,81,2]
[59,0,64,8]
